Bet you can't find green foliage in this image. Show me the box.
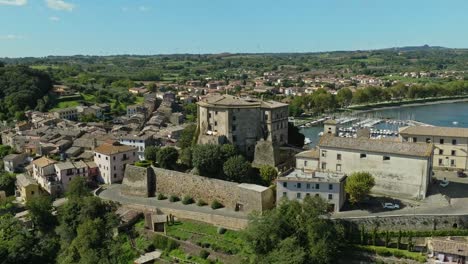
[210,200,223,210]
[153,235,179,252]
[336,87,353,107]
[182,196,194,205]
[157,193,167,200]
[111,79,135,89]
[26,195,56,232]
[183,103,197,122]
[197,199,207,206]
[135,160,152,168]
[169,195,180,203]
[217,227,227,235]
[157,147,179,169]
[220,144,237,160]
[288,123,305,148]
[144,146,159,164]
[0,172,16,196]
[345,172,375,204]
[356,245,426,263]
[199,249,210,259]
[222,155,251,182]
[242,195,344,264]
[66,176,91,200]
[179,148,192,168]
[259,165,277,185]
[192,144,223,177]
[177,124,197,149]
[0,145,14,159]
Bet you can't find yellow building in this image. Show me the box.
[400,126,468,171]
[16,173,40,203]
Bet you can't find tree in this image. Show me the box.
[336,88,353,107]
[0,144,13,158]
[220,144,237,160]
[26,195,56,232]
[66,177,91,200]
[192,144,222,177]
[344,172,375,204]
[157,147,179,169]
[288,123,305,148]
[144,146,159,164]
[177,124,196,149]
[223,155,251,182]
[259,165,277,185]
[179,148,192,168]
[0,172,16,196]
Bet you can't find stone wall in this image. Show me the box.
[338,214,468,231]
[121,165,155,197]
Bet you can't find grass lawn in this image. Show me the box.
[166,220,246,255]
[50,100,81,110]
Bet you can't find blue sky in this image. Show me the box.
[0,0,467,57]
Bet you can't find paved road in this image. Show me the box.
[98,184,248,220]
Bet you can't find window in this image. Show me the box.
[336,164,341,172]
[321,151,327,157]
[328,194,333,200]
[233,116,236,121]
[232,136,237,142]
[306,193,310,197]
[215,111,218,115]
[440,139,444,144]
[413,137,417,143]
[360,153,367,158]
[214,121,217,126]
[113,173,117,178]
[452,139,457,145]
[451,159,456,167]
[304,160,308,166]
[439,149,444,155]
[383,156,390,161]
[283,182,287,188]
[283,192,287,197]
[31,191,34,195]
[306,183,310,189]
[426,138,431,143]
[297,183,302,188]
[98,154,101,158]
[208,113,212,118]
[438,159,443,165]
[232,125,236,131]
[329,184,333,190]
[106,156,108,160]
[296,193,301,199]
[337,154,342,160]
[315,183,320,189]
[113,156,115,160]
[321,162,327,170]
[451,150,456,156]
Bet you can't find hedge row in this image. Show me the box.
[356,245,427,263]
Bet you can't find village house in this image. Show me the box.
[15,173,40,203]
[427,237,468,263]
[53,107,78,121]
[54,160,88,191]
[94,141,138,184]
[128,86,148,95]
[3,153,28,173]
[119,133,154,160]
[32,156,61,195]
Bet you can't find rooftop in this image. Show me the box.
[279,169,346,183]
[54,161,75,171]
[237,183,270,192]
[198,94,286,108]
[32,156,56,167]
[16,173,37,187]
[400,125,468,138]
[318,135,433,158]
[94,142,137,155]
[430,237,468,257]
[295,149,319,159]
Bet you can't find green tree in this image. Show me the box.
[177,124,196,149]
[336,87,353,107]
[344,172,375,204]
[192,144,222,177]
[0,172,16,196]
[144,146,159,164]
[157,147,179,169]
[223,155,251,182]
[259,165,277,185]
[26,195,56,232]
[179,148,192,168]
[66,176,91,200]
[0,144,14,158]
[220,144,237,160]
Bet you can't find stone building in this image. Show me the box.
[400,126,468,171]
[53,107,78,121]
[94,141,138,184]
[119,133,154,161]
[197,94,288,157]
[16,173,40,203]
[318,122,434,200]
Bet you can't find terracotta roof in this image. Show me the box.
[295,149,320,159]
[318,135,433,158]
[430,237,468,257]
[32,157,56,167]
[94,142,136,155]
[400,126,468,138]
[16,174,37,187]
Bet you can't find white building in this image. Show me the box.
[277,170,347,212]
[94,141,138,184]
[119,134,154,161]
[54,160,88,191]
[32,156,61,195]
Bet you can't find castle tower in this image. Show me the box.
[323,119,338,136]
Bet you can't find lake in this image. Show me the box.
[300,101,468,147]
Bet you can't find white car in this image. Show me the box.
[440,179,449,188]
[383,203,400,209]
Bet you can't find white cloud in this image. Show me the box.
[139,5,149,12]
[49,16,60,21]
[0,34,24,40]
[46,0,74,11]
[0,0,27,6]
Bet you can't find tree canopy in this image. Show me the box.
[223,155,251,182]
[157,147,179,169]
[345,171,376,204]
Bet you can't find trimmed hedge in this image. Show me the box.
[211,200,223,210]
[182,196,194,205]
[169,195,180,203]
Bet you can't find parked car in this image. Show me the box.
[382,203,400,209]
[440,178,449,187]
[457,170,467,178]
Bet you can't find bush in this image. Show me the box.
[153,235,179,252]
[356,245,426,263]
[211,200,223,210]
[157,193,167,200]
[169,195,180,203]
[199,249,210,259]
[197,199,207,206]
[135,160,152,168]
[182,196,194,205]
[217,227,227,235]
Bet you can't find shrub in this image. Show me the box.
[153,235,179,252]
[197,199,207,206]
[356,245,426,263]
[182,196,194,205]
[169,195,180,202]
[157,193,167,200]
[217,227,227,235]
[135,160,152,168]
[211,200,223,210]
[199,249,210,259]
